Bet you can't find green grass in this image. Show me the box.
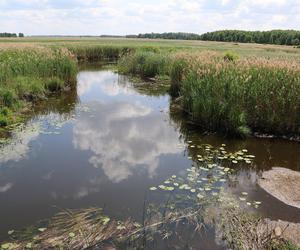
[118,50,300,137]
[0,47,77,126]
[174,53,300,137]
[1,38,300,137]
[118,50,169,77]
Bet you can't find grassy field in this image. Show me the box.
[0,37,299,137]
[1,37,300,59]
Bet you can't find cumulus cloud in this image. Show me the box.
[0,0,298,35]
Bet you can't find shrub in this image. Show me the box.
[223,51,240,61]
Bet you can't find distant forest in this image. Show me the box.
[126,32,201,40]
[127,30,300,46]
[0,33,24,37]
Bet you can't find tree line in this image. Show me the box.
[126,32,201,40]
[126,30,300,46]
[0,33,24,37]
[200,30,300,46]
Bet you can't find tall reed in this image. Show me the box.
[0,47,77,126]
[169,52,300,136]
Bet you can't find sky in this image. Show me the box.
[0,0,299,36]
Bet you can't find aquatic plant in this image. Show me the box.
[169,52,300,137]
[118,50,169,78]
[68,45,133,62]
[0,47,77,127]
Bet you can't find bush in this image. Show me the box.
[223,51,239,61]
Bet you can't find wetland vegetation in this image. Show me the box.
[0,37,300,249]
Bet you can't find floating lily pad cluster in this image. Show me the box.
[150,141,261,208]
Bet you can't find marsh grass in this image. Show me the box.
[118,49,300,137]
[0,47,77,126]
[118,50,169,78]
[171,52,300,137]
[68,45,133,62]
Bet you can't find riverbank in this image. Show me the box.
[1,41,300,139]
[0,47,77,127]
[118,50,300,137]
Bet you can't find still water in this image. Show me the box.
[0,66,299,248]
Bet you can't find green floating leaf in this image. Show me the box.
[102,217,110,225]
[7,230,14,235]
[133,222,142,228]
[117,224,126,230]
[68,232,75,238]
[1,243,18,250]
[197,194,204,199]
[25,242,32,249]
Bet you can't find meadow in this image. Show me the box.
[0,37,299,137]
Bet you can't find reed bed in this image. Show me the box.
[118,50,169,77]
[67,45,133,62]
[0,47,77,126]
[173,52,300,136]
[118,50,300,137]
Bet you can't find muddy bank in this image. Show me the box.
[258,167,300,209]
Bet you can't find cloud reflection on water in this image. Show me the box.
[73,101,182,183]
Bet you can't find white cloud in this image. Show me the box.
[0,1,298,36]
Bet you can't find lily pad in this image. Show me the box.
[69,232,76,238]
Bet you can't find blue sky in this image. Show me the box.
[0,0,299,35]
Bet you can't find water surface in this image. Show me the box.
[0,67,299,248]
